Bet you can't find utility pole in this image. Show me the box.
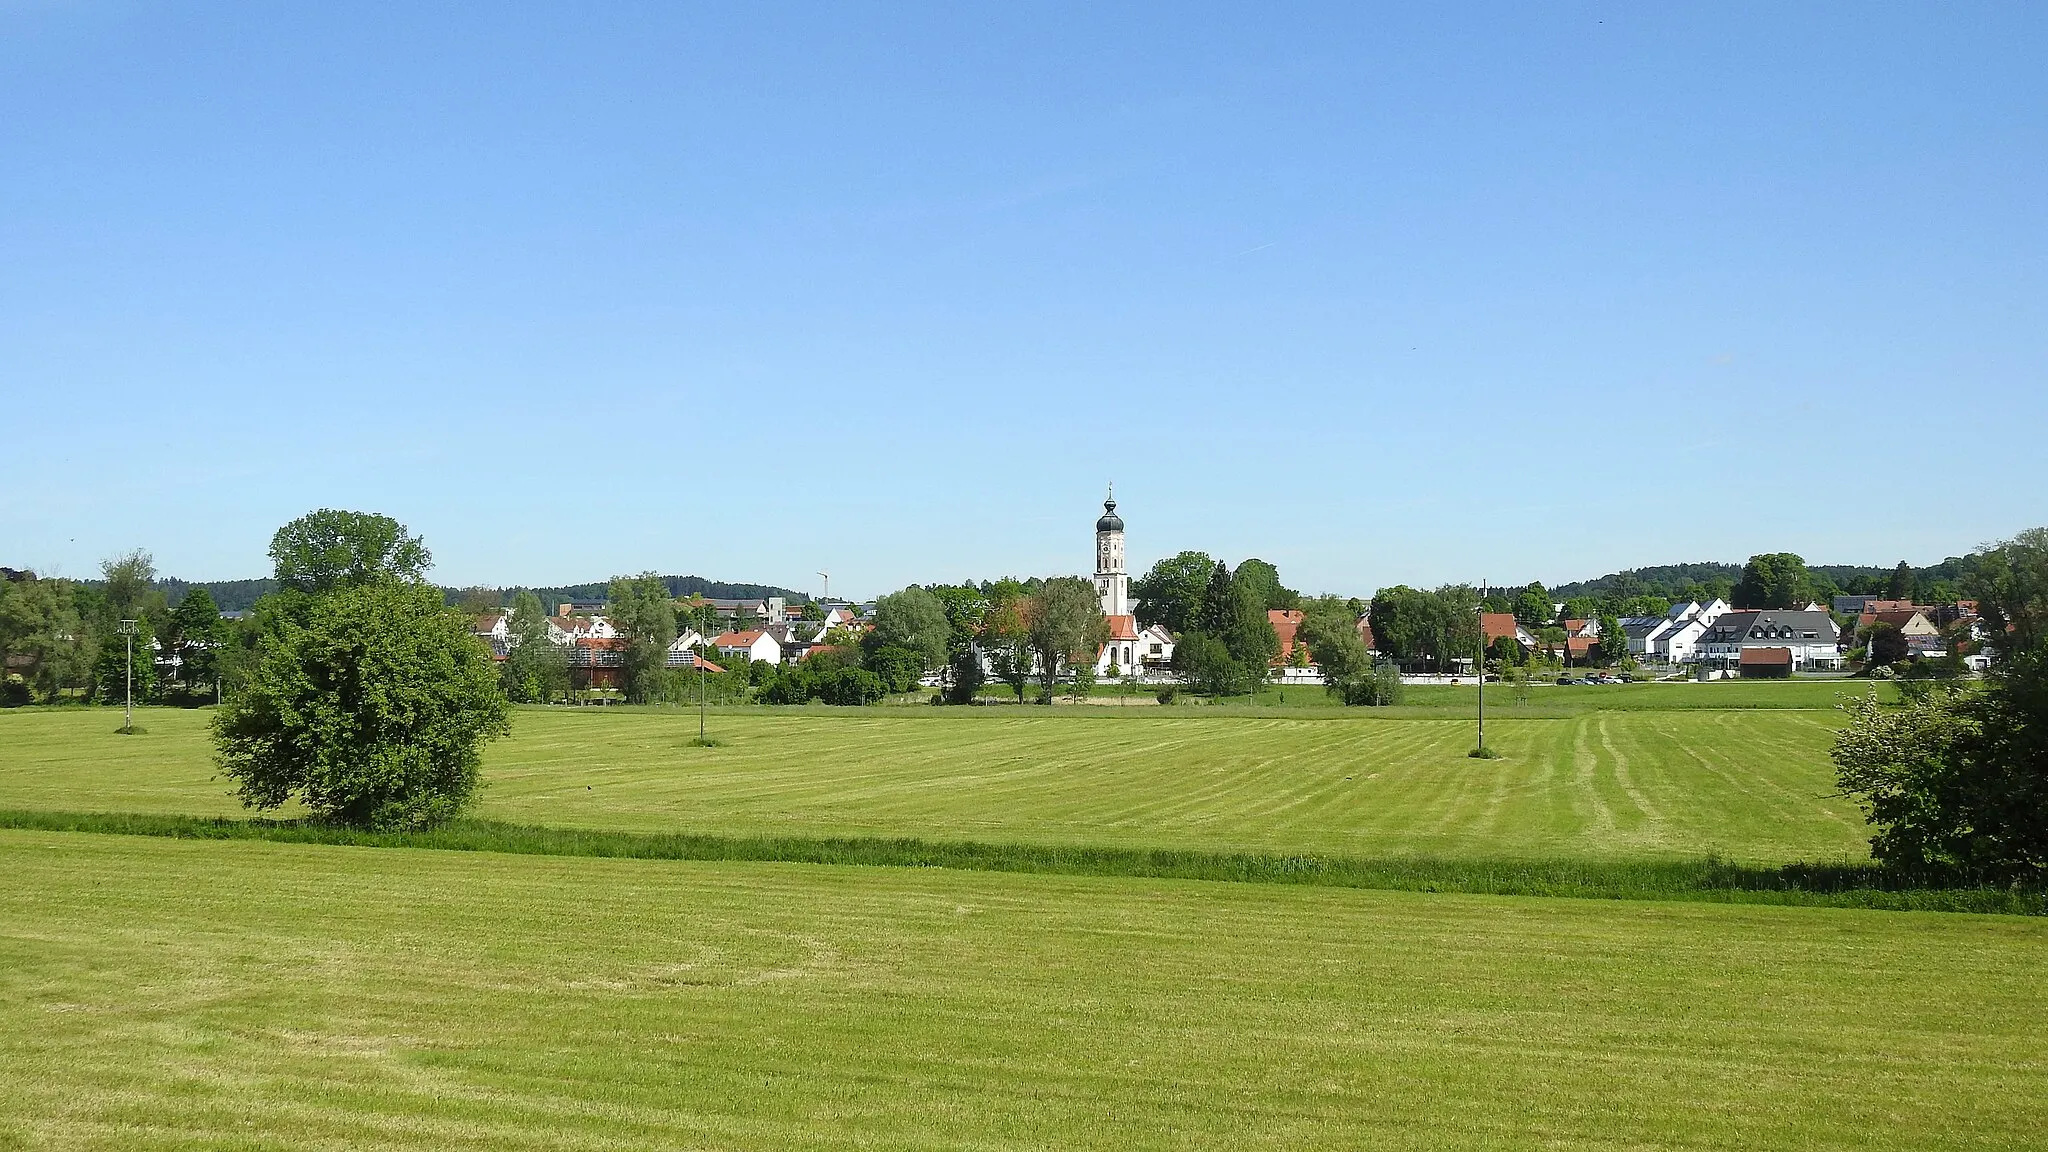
[1475,584,1485,756]
[118,619,137,732]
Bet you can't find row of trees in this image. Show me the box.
[1367,585,1483,673]
[1,553,230,706]
[1168,561,1283,696]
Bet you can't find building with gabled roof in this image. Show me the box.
[713,629,783,665]
[1697,609,1842,672]
[1481,612,1535,652]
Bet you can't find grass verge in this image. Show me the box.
[4,808,2035,916]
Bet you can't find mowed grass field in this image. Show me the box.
[5,830,2045,1151]
[0,688,1870,862]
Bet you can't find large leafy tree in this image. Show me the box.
[1864,621,1908,666]
[1733,553,1815,610]
[868,586,951,671]
[1430,585,1482,673]
[1968,527,2048,650]
[1512,582,1552,626]
[99,549,161,621]
[1596,612,1629,667]
[166,587,224,691]
[1367,584,1480,672]
[1026,576,1107,700]
[1368,585,1435,667]
[865,646,925,695]
[1171,632,1246,696]
[214,580,508,829]
[1131,550,1215,633]
[92,617,157,705]
[982,593,1035,703]
[1299,596,1392,704]
[1231,559,1300,611]
[269,509,431,595]
[1219,564,1280,674]
[1559,596,1602,623]
[926,585,990,665]
[1886,561,1916,601]
[0,576,90,701]
[607,573,676,704]
[1832,526,2048,883]
[1833,653,2048,883]
[1168,561,1278,695]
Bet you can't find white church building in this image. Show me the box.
[1089,492,1176,677]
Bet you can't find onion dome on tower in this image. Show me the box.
[1096,496,1124,533]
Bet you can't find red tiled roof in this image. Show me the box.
[1268,609,1303,665]
[1480,612,1521,644]
[1106,614,1140,641]
[1741,646,1793,665]
[715,630,765,647]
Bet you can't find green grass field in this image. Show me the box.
[4,830,2045,1151]
[0,695,1870,862]
[6,688,2039,1149]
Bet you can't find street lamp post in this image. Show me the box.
[117,619,138,732]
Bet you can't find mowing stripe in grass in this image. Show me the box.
[3,808,2036,916]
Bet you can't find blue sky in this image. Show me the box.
[4,3,2043,599]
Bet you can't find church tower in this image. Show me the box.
[1095,488,1128,617]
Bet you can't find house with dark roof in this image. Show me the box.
[1620,599,1730,664]
[1696,610,1842,672]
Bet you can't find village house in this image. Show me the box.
[1534,619,1600,664]
[1271,609,1306,664]
[547,611,618,645]
[1859,607,1940,638]
[1696,609,1843,673]
[1619,599,1730,664]
[713,629,783,665]
[664,629,710,667]
[1481,612,1536,654]
[473,611,510,643]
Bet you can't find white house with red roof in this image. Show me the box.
[472,611,511,643]
[713,629,783,665]
[547,611,618,645]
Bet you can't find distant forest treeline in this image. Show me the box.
[114,575,805,613]
[93,556,1978,615]
[495,576,807,609]
[1547,554,1984,603]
